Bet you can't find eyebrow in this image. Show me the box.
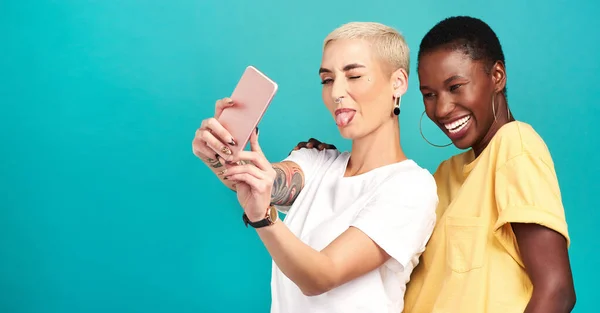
[420,75,466,90]
[319,63,366,74]
[444,75,465,85]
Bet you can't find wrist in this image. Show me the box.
[247,211,267,222]
[243,205,278,228]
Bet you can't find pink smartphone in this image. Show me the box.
[217,65,278,155]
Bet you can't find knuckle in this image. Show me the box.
[206,117,216,127]
[199,131,209,141]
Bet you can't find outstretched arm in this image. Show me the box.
[256,224,389,296]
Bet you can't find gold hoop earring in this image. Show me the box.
[492,93,514,121]
[491,95,498,122]
[419,111,452,148]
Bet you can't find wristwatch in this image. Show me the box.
[243,205,278,228]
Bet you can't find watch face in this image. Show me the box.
[268,206,278,222]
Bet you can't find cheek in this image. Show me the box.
[348,84,371,100]
[462,90,491,122]
[349,83,388,112]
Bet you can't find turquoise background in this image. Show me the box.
[1,0,598,312]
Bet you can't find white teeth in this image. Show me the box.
[444,115,471,133]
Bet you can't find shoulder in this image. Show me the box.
[283,148,343,172]
[491,121,556,168]
[377,160,438,209]
[285,147,342,163]
[433,150,473,182]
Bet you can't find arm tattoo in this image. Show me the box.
[206,157,223,168]
[271,163,304,206]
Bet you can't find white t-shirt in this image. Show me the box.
[270,148,438,313]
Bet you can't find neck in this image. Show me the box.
[345,119,406,177]
[472,95,515,157]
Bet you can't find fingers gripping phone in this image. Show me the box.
[218,66,278,155]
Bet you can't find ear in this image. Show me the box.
[491,61,507,93]
[391,67,409,97]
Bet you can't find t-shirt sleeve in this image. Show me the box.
[280,148,338,185]
[493,153,571,264]
[350,170,438,272]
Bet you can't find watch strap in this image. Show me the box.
[243,206,276,228]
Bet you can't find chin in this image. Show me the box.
[338,129,357,139]
[338,126,363,140]
[452,139,472,150]
[451,131,479,150]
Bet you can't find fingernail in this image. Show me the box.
[221,146,232,155]
[227,98,234,104]
[228,138,236,146]
[218,169,227,175]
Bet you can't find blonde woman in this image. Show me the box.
[192,22,438,313]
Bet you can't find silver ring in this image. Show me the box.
[334,97,343,104]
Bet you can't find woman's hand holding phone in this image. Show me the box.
[192,97,240,189]
[192,98,276,220]
[221,128,277,221]
[193,98,237,161]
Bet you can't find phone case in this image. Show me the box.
[217,66,278,155]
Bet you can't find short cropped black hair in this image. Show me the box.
[418,16,506,94]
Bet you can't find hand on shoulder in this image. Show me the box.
[291,138,337,155]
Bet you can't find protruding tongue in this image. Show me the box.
[335,111,356,127]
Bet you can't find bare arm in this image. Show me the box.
[256,224,389,296]
[513,223,576,313]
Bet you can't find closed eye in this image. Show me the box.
[349,76,361,79]
[321,78,333,85]
[450,84,462,92]
[422,92,435,99]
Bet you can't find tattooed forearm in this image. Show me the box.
[271,162,304,206]
[206,157,223,168]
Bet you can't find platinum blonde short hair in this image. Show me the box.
[323,22,410,76]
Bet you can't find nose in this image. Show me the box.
[331,77,348,103]
[434,94,454,120]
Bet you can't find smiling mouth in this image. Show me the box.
[444,115,471,134]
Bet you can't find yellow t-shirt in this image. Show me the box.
[403,121,570,313]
